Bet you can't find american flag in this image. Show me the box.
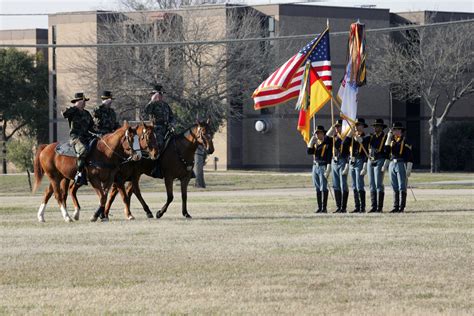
[253,29,332,110]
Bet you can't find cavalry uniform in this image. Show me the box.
[307,126,332,213]
[328,120,351,213]
[93,91,120,135]
[349,118,370,213]
[367,119,389,212]
[62,92,95,185]
[386,122,414,213]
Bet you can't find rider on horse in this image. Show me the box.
[62,92,96,186]
[93,90,120,135]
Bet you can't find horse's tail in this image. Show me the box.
[33,144,47,193]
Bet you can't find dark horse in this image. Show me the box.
[33,122,158,222]
[100,120,215,219]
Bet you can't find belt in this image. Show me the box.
[313,161,327,166]
[391,158,404,163]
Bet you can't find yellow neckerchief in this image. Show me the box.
[350,133,364,156]
[316,139,327,158]
[390,136,404,156]
[333,133,344,156]
[369,132,386,153]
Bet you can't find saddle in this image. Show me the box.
[55,138,98,157]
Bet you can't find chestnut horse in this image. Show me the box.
[99,120,215,219]
[33,122,156,222]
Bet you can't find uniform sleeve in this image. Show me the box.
[326,140,333,164]
[87,112,96,133]
[362,136,371,162]
[168,104,175,125]
[62,106,77,119]
[307,146,315,155]
[381,135,390,159]
[141,102,151,121]
[405,143,414,163]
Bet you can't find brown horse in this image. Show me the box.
[33,122,157,222]
[100,120,215,219]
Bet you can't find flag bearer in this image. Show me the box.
[308,125,332,213]
[350,118,370,213]
[326,119,351,213]
[385,122,414,213]
[367,119,390,212]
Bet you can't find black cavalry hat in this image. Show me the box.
[150,84,166,95]
[70,92,90,103]
[354,117,368,128]
[392,121,406,130]
[101,90,115,100]
[334,119,344,127]
[371,118,387,128]
[315,125,326,133]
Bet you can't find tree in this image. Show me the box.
[0,48,49,174]
[6,139,35,191]
[370,21,473,172]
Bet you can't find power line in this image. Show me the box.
[0,18,472,48]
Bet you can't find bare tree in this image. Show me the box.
[370,21,473,172]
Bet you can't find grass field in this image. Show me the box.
[0,172,473,314]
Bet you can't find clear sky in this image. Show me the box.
[0,0,472,30]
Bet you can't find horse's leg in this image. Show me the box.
[37,183,53,222]
[57,178,73,222]
[128,177,153,219]
[156,176,174,219]
[116,181,134,220]
[180,177,192,219]
[104,182,119,219]
[89,178,106,222]
[69,183,81,221]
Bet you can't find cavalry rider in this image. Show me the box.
[62,92,96,186]
[385,122,414,213]
[326,119,351,213]
[349,118,370,213]
[93,90,120,135]
[308,125,332,213]
[367,118,390,213]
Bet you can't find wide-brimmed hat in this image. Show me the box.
[392,122,405,130]
[70,92,90,103]
[149,84,166,95]
[101,90,115,100]
[371,118,387,128]
[315,125,326,133]
[355,117,368,128]
[334,119,343,127]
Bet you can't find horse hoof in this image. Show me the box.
[101,217,109,222]
[156,212,163,219]
[183,213,192,219]
[127,215,135,221]
[146,212,154,219]
[90,215,98,222]
[38,216,45,223]
[65,217,73,223]
[73,213,80,221]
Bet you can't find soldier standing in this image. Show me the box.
[326,119,351,213]
[62,92,95,186]
[385,122,414,213]
[93,90,120,135]
[349,118,370,213]
[367,119,390,212]
[307,125,332,213]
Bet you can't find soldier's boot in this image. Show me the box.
[377,191,385,213]
[390,190,400,213]
[341,191,349,213]
[315,191,322,213]
[399,191,407,213]
[74,158,88,186]
[321,190,329,213]
[334,190,342,213]
[359,190,366,213]
[368,191,378,213]
[351,190,360,213]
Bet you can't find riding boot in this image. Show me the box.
[368,191,378,212]
[377,191,385,213]
[150,160,163,179]
[390,190,400,213]
[351,190,360,213]
[341,191,349,213]
[322,190,329,213]
[74,158,88,186]
[359,190,366,213]
[315,190,322,213]
[399,191,407,213]
[334,190,342,213]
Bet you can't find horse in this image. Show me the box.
[97,120,215,220]
[33,122,158,222]
[66,122,159,221]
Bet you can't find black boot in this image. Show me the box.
[334,190,342,213]
[390,190,400,213]
[351,190,360,213]
[377,191,385,213]
[399,191,407,213]
[322,190,329,213]
[359,190,366,213]
[74,158,88,186]
[341,191,349,213]
[368,191,377,212]
[315,190,322,213]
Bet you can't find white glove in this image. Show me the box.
[385,130,393,146]
[324,164,331,178]
[326,126,335,137]
[342,163,349,175]
[308,136,317,148]
[406,162,413,178]
[381,159,390,173]
[355,135,363,143]
[360,162,367,176]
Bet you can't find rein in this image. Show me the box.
[95,130,141,165]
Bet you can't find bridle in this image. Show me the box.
[137,126,157,159]
[188,125,212,153]
[98,129,142,164]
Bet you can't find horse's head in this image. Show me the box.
[136,122,159,160]
[192,118,215,155]
[121,121,142,162]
